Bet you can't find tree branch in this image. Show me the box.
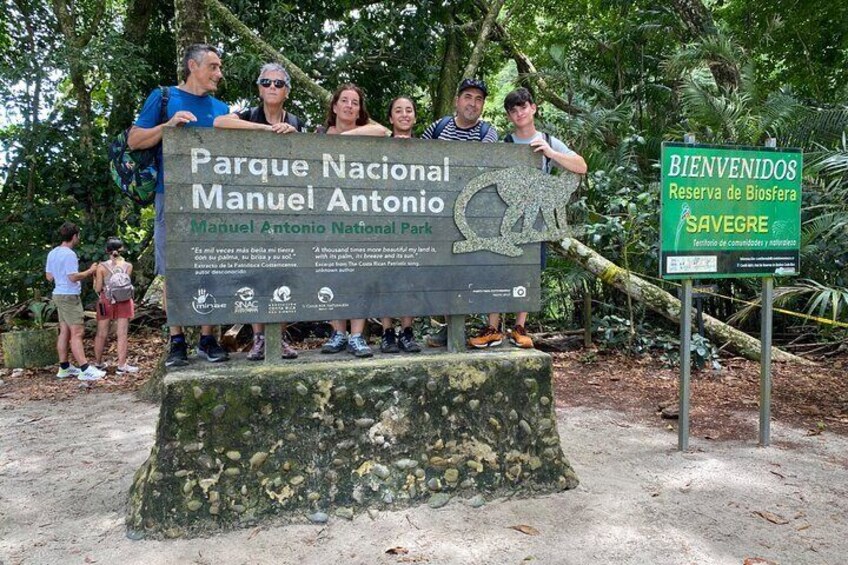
[205,0,331,104]
[462,0,506,79]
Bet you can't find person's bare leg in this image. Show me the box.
[57,321,70,363]
[94,319,110,364]
[488,313,500,329]
[515,312,528,327]
[69,324,89,366]
[381,317,393,331]
[331,320,345,333]
[400,316,414,329]
[350,319,365,334]
[116,318,129,366]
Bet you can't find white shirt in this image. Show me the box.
[46,246,81,295]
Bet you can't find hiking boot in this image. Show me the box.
[165,341,189,367]
[247,334,265,361]
[78,365,105,381]
[347,334,374,358]
[197,337,230,363]
[467,326,503,348]
[424,325,447,348]
[117,363,139,374]
[509,325,534,349]
[321,331,348,354]
[380,328,400,353]
[56,365,81,379]
[281,339,298,359]
[398,327,422,353]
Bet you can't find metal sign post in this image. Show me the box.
[759,276,774,445]
[679,278,693,450]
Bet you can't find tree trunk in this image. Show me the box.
[50,0,105,151]
[174,0,210,80]
[669,0,740,90]
[432,14,464,121]
[554,238,814,365]
[108,0,157,134]
[461,0,506,79]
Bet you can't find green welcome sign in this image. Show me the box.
[660,143,802,280]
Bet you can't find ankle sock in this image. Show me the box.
[80,364,89,372]
[60,362,70,370]
[199,335,215,347]
[171,333,186,345]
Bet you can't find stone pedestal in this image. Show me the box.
[127,349,578,539]
[1,327,58,368]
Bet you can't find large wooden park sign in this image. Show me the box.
[163,128,578,325]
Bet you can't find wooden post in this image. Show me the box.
[583,289,592,348]
[447,315,466,353]
[264,323,281,363]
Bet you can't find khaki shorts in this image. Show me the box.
[53,294,84,326]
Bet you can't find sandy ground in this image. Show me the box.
[1,393,847,565]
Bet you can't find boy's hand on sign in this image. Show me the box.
[530,138,553,157]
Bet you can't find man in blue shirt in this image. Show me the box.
[128,44,230,367]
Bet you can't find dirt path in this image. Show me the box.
[1,393,846,565]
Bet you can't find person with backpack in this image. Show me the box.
[214,62,305,361]
[470,87,588,350]
[421,78,498,143]
[93,237,138,374]
[45,222,104,381]
[420,78,498,347]
[127,43,231,367]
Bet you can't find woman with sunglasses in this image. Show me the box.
[214,63,303,361]
[319,83,389,358]
[214,63,304,134]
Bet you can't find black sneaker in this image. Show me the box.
[197,338,230,362]
[380,328,400,353]
[165,341,189,367]
[398,327,422,353]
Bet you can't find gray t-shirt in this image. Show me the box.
[508,131,575,174]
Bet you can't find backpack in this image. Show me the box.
[431,116,492,141]
[504,131,552,173]
[248,107,305,131]
[103,262,134,304]
[108,87,170,206]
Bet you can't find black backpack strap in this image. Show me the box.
[158,86,170,125]
[542,131,552,172]
[249,106,262,123]
[431,116,453,140]
[503,133,514,143]
[284,112,304,131]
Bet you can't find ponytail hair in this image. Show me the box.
[105,237,124,258]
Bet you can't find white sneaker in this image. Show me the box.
[78,366,105,381]
[56,365,81,379]
[117,364,139,374]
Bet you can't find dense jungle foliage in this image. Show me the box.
[1,0,846,340]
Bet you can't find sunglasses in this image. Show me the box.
[258,78,288,89]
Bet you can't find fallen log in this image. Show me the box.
[554,238,814,365]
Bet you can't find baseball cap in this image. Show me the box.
[457,78,488,97]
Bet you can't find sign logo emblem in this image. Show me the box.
[272,285,292,302]
[234,286,259,314]
[192,288,225,315]
[236,287,255,301]
[512,286,527,298]
[318,287,334,303]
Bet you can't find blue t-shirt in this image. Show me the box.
[134,87,230,193]
[45,246,81,295]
